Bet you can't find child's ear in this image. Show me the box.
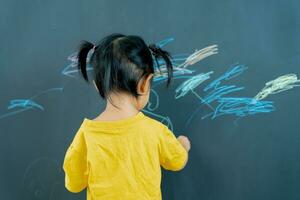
[138,73,154,94]
[93,80,99,92]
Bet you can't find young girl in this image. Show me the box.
[63,33,191,200]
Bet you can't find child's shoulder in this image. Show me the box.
[141,112,170,130]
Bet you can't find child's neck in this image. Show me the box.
[94,93,140,121]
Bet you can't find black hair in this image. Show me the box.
[77,33,173,102]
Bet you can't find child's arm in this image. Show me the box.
[63,127,89,193]
[158,125,191,171]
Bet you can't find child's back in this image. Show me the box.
[63,111,187,199]
[62,33,191,199]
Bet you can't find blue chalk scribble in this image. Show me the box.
[0,87,63,120]
[175,71,213,99]
[202,97,275,119]
[156,37,175,48]
[142,38,219,127]
[147,89,160,112]
[204,64,248,92]
[7,99,44,110]
[202,85,244,104]
[4,36,298,129]
[181,64,276,124]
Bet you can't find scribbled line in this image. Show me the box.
[203,65,274,119]
[7,99,44,110]
[202,85,245,104]
[61,51,93,78]
[23,157,62,199]
[199,64,247,105]
[146,89,160,111]
[255,74,300,100]
[143,38,219,128]
[0,87,63,120]
[181,64,276,124]
[175,71,213,99]
[156,37,175,48]
[177,45,218,68]
[202,97,275,119]
[204,64,248,91]
[153,44,218,85]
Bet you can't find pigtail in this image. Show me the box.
[77,41,95,82]
[148,44,174,87]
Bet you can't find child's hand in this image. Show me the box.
[177,135,191,152]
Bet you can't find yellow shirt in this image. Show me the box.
[62,111,187,200]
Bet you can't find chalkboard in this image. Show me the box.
[1,0,300,199]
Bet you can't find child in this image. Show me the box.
[63,33,191,200]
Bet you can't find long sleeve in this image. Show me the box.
[63,126,89,193]
[158,125,188,171]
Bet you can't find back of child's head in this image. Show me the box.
[77,33,173,100]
